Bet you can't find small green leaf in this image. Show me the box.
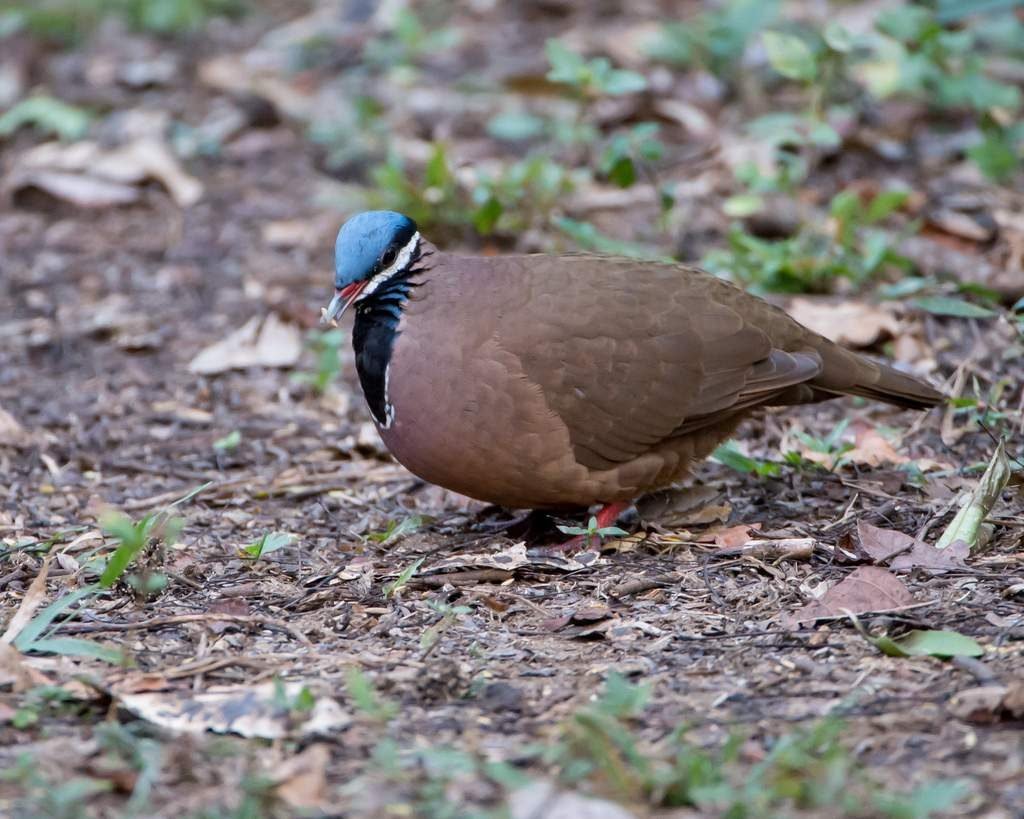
[762,31,817,82]
[865,190,909,222]
[384,556,424,598]
[723,194,764,217]
[12,585,98,650]
[213,430,242,451]
[911,296,997,318]
[600,68,647,95]
[823,22,854,53]
[0,95,91,140]
[876,629,984,659]
[486,111,546,141]
[25,636,125,664]
[240,532,293,560]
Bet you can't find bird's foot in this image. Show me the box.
[553,501,631,553]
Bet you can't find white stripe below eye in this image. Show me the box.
[359,232,421,301]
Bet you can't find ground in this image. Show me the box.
[1,2,1023,817]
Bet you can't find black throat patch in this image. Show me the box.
[351,245,427,427]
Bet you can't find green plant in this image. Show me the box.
[556,515,628,547]
[420,599,472,653]
[293,328,344,394]
[0,0,244,40]
[363,5,461,71]
[599,123,665,188]
[383,555,424,598]
[646,0,780,81]
[545,39,647,99]
[713,440,782,477]
[344,667,398,723]
[212,429,241,452]
[369,515,426,547]
[0,95,91,140]
[707,186,911,293]
[239,531,292,560]
[790,418,855,470]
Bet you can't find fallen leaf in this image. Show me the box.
[704,522,761,549]
[786,298,902,347]
[844,428,909,467]
[949,684,1024,724]
[0,405,31,447]
[188,314,302,374]
[1,557,51,645]
[855,521,916,562]
[118,682,350,739]
[273,744,330,810]
[0,644,52,692]
[787,566,914,625]
[6,138,202,208]
[890,539,969,572]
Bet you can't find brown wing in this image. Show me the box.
[490,256,824,471]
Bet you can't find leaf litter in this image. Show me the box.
[0,1,1022,816]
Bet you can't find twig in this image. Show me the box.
[57,613,313,648]
[609,573,682,598]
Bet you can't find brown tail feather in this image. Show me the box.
[812,345,944,411]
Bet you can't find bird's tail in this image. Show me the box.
[811,345,945,410]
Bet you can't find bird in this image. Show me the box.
[322,210,943,539]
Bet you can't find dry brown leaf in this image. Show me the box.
[785,298,901,348]
[703,522,762,549]
[1,557,51,644]
[0,644,53,692]
[0,405,31,447]
[890,538,969,572]
[949,683,1024,724]
[188,314,302,374]
[855,521,917,562]
[272,744,330,810]
[7,138,202,208]
[787,566,915,625]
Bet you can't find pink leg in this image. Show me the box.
[556,501,631,553]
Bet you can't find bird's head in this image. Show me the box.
[322,210,420,324]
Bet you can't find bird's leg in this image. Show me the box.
[556,501,631,553]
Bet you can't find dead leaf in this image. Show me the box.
[0,405,31,447]
[0,643,53,692]
[785,298,902,347]
[118,682,350,739]
[855,521,917,562]
[890,538,969,572]
[7,138,203,208]
[949,683,1024,724]
[787,566,915,625]
[188,314,302,374]
[272,743,330,810]
[702,522,761,549]
[844,428,910,467]
[1,557,51,644]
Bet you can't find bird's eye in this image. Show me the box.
[381,247,398,268]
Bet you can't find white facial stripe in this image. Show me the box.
[359,232,421,301]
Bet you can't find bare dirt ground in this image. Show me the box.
[1,2,1023,817]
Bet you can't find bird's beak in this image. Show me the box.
[320,282,366,326]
